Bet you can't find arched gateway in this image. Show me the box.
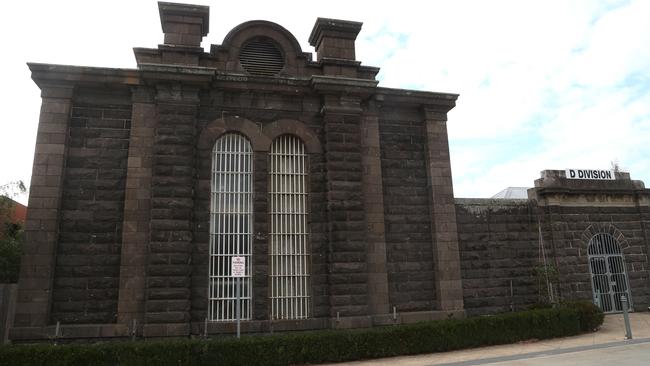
[588,233,632,313]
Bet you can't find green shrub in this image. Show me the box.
[0,303,603,366]
[562,300,604,331]
[527,302,553,310]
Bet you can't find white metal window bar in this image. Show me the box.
[269,135,311,320]
[208,133,253,321]
[588,233,632,313]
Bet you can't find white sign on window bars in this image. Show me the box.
[231,256,246,277]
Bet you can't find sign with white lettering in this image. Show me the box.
[566,169,615,180]
[231,256,246,277]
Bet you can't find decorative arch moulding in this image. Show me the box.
[198,117,321,154]
[581,223,630,253]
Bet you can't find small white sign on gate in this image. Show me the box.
[231,256,246,277]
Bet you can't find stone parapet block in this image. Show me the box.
[309,18,362,61]
[159,2,209,48]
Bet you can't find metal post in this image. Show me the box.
[131,319,137,341]
[53,321,60,345]
[510,280,514,312]
[621,295,632,339]
[204,317,208,339]
[594,290,601,309]
[236,276,241,339]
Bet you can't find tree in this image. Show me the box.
[533,263,559,305]
[0,181,26,283]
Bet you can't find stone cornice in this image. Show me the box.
[310,75,378,95]
[26,64,459,114]
[376,87,458,113]
[137,63,214,85]
[27,63,140,89]
[317,57,362,67]
[533,187,650,197]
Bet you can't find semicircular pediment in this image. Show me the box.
[215,20,309,77]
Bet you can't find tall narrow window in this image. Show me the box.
[209,133,253,321]
[269,135,311,319]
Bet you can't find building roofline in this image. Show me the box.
[27,62,140,89]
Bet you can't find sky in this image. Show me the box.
[1,0,649,205]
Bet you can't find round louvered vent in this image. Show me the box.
[239,38,285,76]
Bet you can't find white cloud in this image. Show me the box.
[1,0,649,203]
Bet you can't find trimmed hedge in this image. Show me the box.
[563,300,605,332]
[0,302,602,366]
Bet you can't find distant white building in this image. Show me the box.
[491,187,530,199]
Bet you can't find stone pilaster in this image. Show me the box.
[14,84,73,327]
[252,151,270,321]
[117,87,156,330]
[312,76,378,323]
[322,96,368,319]
[143,84,199,337]
[639,194,650,298]
[360,101,389,315]
[423,107,464,311]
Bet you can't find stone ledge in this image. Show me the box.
[317,57,362,67]
[8,310,468,341]
[143,323,190,338]
[10,324,130,342]
[311,75,378,98]
[138,63,215,85]
[371,309,466,326]
[190,317,330,335]
[28,63,140,89]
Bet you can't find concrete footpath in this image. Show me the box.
[318,312,650,366]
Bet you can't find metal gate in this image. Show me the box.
[588,233,632,313]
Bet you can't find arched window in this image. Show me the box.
[588,233,632,313]
[269,135,311,319]
[209,133,253,321]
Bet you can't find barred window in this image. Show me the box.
[269,135,311,319]
[208,133,253,321]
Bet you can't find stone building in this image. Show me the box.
[10,2,650,341]
[458,171,650,316]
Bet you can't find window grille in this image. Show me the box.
[588,233,632,313]
[269,135,311,320]
[209,133,253,321]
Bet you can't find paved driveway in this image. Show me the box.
[439,339,650,366]
[476,340,650,366]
